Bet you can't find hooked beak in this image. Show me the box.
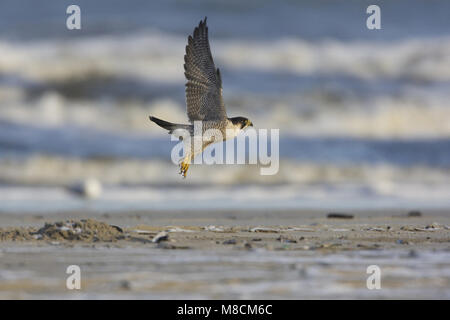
[247,120,253,127]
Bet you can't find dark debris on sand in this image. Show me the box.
[0,219,125,242]
[327,213,354,219]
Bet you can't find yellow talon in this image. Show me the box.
[179,161,190,178]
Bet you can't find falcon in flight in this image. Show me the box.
[149,17,253,178]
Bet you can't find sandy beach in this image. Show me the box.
[1,209,449,299]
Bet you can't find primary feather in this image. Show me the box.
[184,17,227,122]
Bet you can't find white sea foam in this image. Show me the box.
[1,92,450,138]
[2,33,450,81]
[1,155,449,198]
[217,37,450,81]
[1,33,450,137]
[1,32,450,212]
[1,181,450,213]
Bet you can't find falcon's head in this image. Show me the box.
[229,116,253,130]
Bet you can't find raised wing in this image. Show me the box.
[184,17,227,122]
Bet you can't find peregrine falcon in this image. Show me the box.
[149,17,253,178]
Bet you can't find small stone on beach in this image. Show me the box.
[327,213,354,219]
[223,239,237,245]
[152,232,169,243]
[249,227,280,233]
[407,211,422,217]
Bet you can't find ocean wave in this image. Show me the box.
[1,120,449,166]
[1,154,449,188]
[1,33,450,83]
[1,157,450,213]
[217,37,450,82]
[1,33,450,138]
[1,91,450,138]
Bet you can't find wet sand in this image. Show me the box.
[0,209,449,299]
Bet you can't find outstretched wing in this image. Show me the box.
[184,17,227,122]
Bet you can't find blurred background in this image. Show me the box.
[0,0,449,213]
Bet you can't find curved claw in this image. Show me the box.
[179,161,190,178]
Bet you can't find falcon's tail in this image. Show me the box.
[149,116,191,134]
